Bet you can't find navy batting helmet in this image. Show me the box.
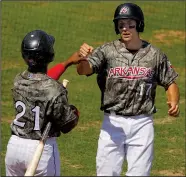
[113,3,144,34]
[21,30,55,68]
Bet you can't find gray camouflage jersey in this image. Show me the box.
[88,39,178,116]
[11,70,78,140]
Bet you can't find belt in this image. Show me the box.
[104,110,135,117]
[104,110,123,116]
[11,131,16,135]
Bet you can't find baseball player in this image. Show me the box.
[5,30,82,176]
[76,3,180,176]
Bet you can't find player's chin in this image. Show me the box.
[121,35,132,42]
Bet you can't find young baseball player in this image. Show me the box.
[76,3,180,176]
[5,30,82,176]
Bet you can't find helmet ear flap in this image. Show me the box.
[48,53,54,62]
[136,21,144,32]
[114,21,120,35]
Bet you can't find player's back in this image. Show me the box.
[11,70,63,140]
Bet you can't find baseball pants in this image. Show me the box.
[5,135,60,176]
[96,112,154,176]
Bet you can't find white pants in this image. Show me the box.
[5,135,60,176]
[96,112,154,176]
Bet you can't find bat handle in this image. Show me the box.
[63,79,69,88]
[41,122,52,141]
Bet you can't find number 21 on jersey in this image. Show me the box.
[13,101,40,130]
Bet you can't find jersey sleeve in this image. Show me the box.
[47,63,66,80]
[87,46,106,74]
[157,53,178,89]
[51,91,78,131]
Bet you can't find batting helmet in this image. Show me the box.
[113,3,144,34]
[21,30,55,69]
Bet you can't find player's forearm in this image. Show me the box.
[47,63,66,80]
[166,82,180,104]
[63,52,81,67]
[77,60,93,75]
[47,52,81,80]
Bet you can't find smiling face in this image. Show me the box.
[118,19,139,43]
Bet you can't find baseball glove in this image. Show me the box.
[61,105,79,134]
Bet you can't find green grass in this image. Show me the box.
[1,1,185,176]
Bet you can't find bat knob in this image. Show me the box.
[63,79,69,88]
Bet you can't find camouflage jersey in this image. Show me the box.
[87,39,178,116]
[11,70,78,140]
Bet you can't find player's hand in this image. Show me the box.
[65,52,87,65]
[167,101,179,117]
[79,43,94,57]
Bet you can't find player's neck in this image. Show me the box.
[28,66,47,74]
[122,38,142,50]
